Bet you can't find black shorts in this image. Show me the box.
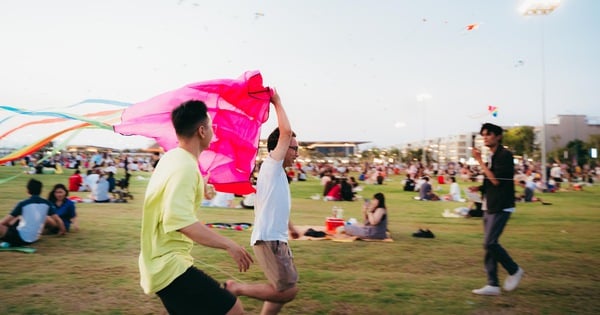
[1,224,30,246]
[156,266,236,315]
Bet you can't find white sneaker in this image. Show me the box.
[503,267,524,291]
[472,285,501,296]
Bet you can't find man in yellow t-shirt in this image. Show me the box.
[139,100,253,315]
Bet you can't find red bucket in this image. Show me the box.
[325,218,345,233]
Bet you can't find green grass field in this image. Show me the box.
[0,165,599,314]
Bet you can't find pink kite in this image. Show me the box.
[114,70,272,194]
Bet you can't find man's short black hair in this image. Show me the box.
[266,128,297,152]
[480,123,503,136]
[171,100,209,138]
[27,178,43,195]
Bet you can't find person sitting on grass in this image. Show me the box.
[419,176,440,201]
[403,175,416,191]
[45,183,78,234]
[516,180,551,205]
[443,176,464,201]
[344,192,388,240]
[323,177,342,201]
[0,179,66,247]
[68,169,83,192]
[92,173,111,203]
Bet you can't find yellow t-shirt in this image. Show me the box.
[139,147,204,294]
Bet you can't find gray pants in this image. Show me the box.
[483,211,519,286]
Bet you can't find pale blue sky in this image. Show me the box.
[1,0,599,149]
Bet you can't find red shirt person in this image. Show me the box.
[68,170,83,192]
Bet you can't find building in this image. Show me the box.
[257,140,368,162]
[542,115,600,152]
[398,114,599,165]
[400,133,482,165]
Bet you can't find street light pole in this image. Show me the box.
[417,93,432,167]
[540,16,548,186]
[520,0,560,187]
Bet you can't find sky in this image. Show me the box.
[1,0,599,150]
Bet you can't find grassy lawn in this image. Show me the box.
[0,165,599,314]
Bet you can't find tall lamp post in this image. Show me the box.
[519,0,560,186]
[417,93,432,167]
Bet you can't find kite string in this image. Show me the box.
[474,177,523,182]
[194,259,247,284]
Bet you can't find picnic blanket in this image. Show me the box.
[205,222,252,231]
[0,246,36,253]
[292,225,393,242]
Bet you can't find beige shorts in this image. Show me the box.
[253,240,298,292]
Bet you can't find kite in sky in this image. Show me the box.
[467,105,499,119]
[488,105,499,117]
[114,70,272,194]
[514,60,525,67]
[465,23,480,31]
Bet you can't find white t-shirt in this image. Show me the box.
[11,196,55,243]
[449,182,461,201]
[209,191,235,208]
[84,173,100,192]
[93,177,110,201]
[251,156,291,245]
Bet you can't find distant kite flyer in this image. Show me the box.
[0,70,272,195]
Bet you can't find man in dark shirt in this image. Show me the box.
[470,123,524,296]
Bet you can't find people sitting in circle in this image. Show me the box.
[344,192,388,239]
[45,183,78,234]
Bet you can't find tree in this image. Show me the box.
[503,126,536,157]
[565,139,588,167]
[389,147,401,163]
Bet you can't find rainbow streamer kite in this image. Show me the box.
[1,71,271,194]
[0,100,126,165]
[114,70,271,194]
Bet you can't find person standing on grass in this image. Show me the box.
[225,89,301,315]
[139,100,253,315]
[0,178,66,246]
[470,122,524,296]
